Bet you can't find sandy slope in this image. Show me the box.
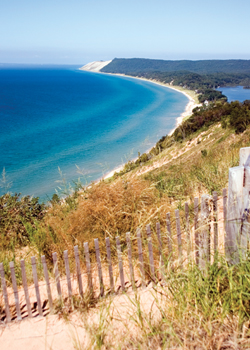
[79,60,112,72]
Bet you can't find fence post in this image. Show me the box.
[74,246,83,298]
[9,261,22,321]
[137,228,146,288]
[94,238,104,297]
[84,242,93,294]
[52,252,62,300]
[41,255,53,311]
[20,259,32,318]
[0,263,11,323]
[116,236,125,292]
[226,167,245,263]
[199,195,211,270]
[126,232,135,289]
[146,225,155,282]
[194,197,199,265]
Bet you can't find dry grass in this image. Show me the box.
[42,177,172,266]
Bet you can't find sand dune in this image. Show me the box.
[80,60,112,72]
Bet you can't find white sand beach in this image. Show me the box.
[81,61,200,179]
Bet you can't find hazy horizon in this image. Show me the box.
[1,0,250,64]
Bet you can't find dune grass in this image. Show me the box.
[74,254,250,349]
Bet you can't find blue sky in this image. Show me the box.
[1,0,250,64]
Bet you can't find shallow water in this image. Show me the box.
[0,66,188,200]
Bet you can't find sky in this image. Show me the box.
[1,0,250,64]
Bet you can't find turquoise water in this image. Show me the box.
[0,66,188,200]
[218,86,250,102]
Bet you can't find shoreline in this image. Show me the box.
[100,73,200,179]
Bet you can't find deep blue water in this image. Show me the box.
[0,66,188,201]
[218,86,250,102]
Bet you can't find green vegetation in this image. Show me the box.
[79,256,250,349]
[102,58,250,103]
[101,58,250,74]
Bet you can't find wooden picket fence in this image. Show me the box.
[2,146,250,324]
[0,190,228,324]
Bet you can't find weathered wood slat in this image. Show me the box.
[226,167,245,263]
[137,228,146,288]
[84,242,93,293]
[0,263,11,323]
[31,257,43,316]
[200,195,211,269]
[156,222,165,280]
[241,167,250,258]
[146,225,155,282]
[240,147,250,166]
[105,237,115,293]
[175,210,182,259]
[9,261,22,321]
[166,212,173,255]
[116,236,125,292]
[94,238,104,296]
[74,246,83,298]
[194,197,199,264]
[63,250,73,300]
[52,252,62,299]
[20,259,32,318]
[41,255,53,311]
[213,191,218,258]
[126,232,135,289]
[223,188,227,230]
[185,202,191,257]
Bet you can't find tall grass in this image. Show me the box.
[80,255,250,349]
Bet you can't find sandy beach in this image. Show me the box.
[80,61,200,179]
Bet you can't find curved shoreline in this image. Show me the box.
[100,73,200,179]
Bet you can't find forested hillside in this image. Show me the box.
[101,58,250,74]
[101,58,250,102]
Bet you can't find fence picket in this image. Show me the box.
[137,228,146,288]
[194,197,199,264]
[200,196,211,269]
[146,225,155,282]
[52,252,62,299]
[63,250,73,300]
[20,259,32,318]
[223,188,227,238]
[106,237,115,293]
[213,191,218,258]
[175,210,183,259]
[116,236,125,291]
[41,255,53,311]
[74,246,83,298]
[156,222,165,280]
[126,232,135,289]
[185,202,191,257]
[10,261,22,321]
[84,242,93,293]
[0,263,11,323]
[94,238,104,296]
[166,212,172,255]
[31,257,43,316]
